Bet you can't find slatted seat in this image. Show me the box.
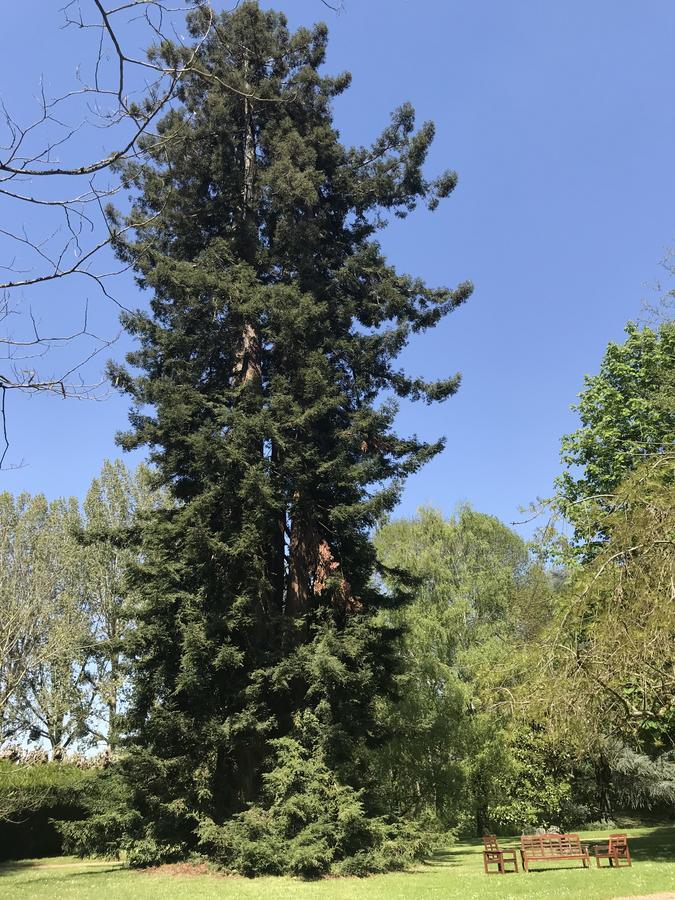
[482,834,519,874]
[520,833,590,872]
[594,833,632,868]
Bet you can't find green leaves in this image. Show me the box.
[372,506,556,831]
[542,454,675,753]
[558,321,675,550]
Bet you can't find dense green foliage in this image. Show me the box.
[372,506,561,835]
[519,322,675,821]
[95,1,471,872]
[198,732,433,878]
[557,321,674,552]
[0,757,99,860]
[538,456,675,753]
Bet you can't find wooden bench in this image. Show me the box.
[520,833,590,872]
[482,834,519,874]
[594,833,632,868]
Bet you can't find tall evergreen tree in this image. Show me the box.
[105,2,471,868]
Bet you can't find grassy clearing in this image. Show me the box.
[1,825,673,900]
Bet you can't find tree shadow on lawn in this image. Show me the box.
[426,845,481,868]
[624,826,675,863]
[0,861,122,884]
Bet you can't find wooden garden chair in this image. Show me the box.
[594,833,632,868]
[482,834,519,874]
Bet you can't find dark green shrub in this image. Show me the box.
[198,813,285,877]
[286,830,334,879]
[197,735,438,878]
[57,732,441,875]
[0,758,100,861]
[57,766,142,859]
[125,838,188,868]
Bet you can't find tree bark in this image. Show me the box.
[286,507,318,616]
[595,751,613,820]
[235,51,261,387]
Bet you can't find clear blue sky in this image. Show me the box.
[1,0,673,536]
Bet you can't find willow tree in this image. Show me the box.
[104,2,471,869]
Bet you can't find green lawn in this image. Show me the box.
[1,825,674,900]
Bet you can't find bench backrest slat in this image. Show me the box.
[521,833,582,856]
[609,834,628,853]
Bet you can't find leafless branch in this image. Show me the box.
[0,2,219,466]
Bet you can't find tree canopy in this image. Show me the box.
[98,2,470,871]
[557,321,674,552]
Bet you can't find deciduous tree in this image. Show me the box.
[557,321,674,554]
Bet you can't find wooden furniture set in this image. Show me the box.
[482,831,632,875]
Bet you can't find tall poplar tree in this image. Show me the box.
[106,2,471,868]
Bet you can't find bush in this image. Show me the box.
[197,735,438,878]
[583,818,618,830]
[57,766,142,860]
[0,756,101,861]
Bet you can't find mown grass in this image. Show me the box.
[1,824,673,899]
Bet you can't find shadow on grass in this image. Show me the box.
[0,861,122,881]
[520,863,591,874]
[625,826,675,863]
[426,846,478,868]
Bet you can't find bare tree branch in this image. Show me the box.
[0,2,218,466]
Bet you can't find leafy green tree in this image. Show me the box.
[82,461,158,750]
[525,317,675,821]
[14,497,90,755]
[558,321,674,552]
[98,3,470,868]
[541,454,675,754]
[1,464,156,755]
[373,506,556,833]
[0,494,90,754]
[0,493,51,743]
[486,725,581,833]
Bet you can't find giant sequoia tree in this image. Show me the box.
[105,2,471,869]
